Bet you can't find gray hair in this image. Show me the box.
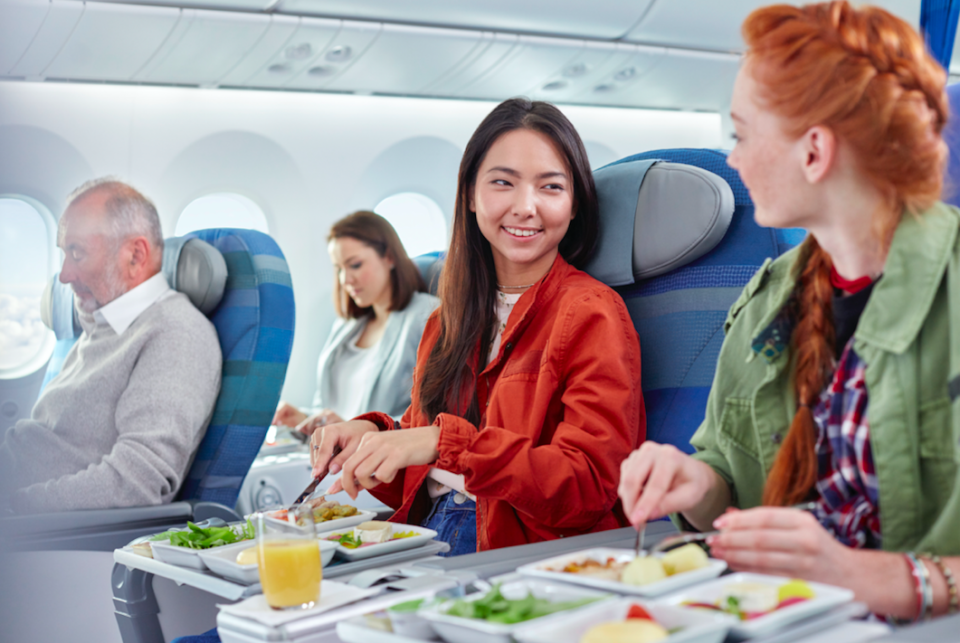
[64,177,164,253]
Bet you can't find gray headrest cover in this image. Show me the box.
[632,162,734,280]
[163,237,227,314]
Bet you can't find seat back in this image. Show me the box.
[591,149,802,452]
[175,229,295,506]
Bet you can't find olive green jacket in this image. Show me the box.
[690,202,960,555]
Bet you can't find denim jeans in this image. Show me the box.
[422,491,477,557]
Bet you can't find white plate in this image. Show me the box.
[513,597,735,643]
[262,507,376,534]
[419,578,614,643]
[319,523,438,561]
[516,547,727,597]
[197,539,339,584]
[218,580,380,626]
[655,572,855,638]
[148,525,256,570]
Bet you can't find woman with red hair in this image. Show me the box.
[619,1,959,622]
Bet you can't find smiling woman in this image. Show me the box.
[308,98,644,556]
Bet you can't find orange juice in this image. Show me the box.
[258,539,322,609]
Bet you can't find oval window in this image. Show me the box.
[374,193,448,258]
[0,196,56,375]
[175,193,269,236]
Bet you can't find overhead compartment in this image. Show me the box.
[9,0,83,78]
[282,20,380,90]
[422,33,518,97]
[453,35,585,100]
[230,16,340,89]
[320,24,485,95]
[0,0,51,75]
[587,49,739,112]
[217,14,300,86]
[133,8,270,85]
[623,0,920,52]
[85,0,278,11]
[44,2,180,81]
[273,0,655,40]
[523,42,663,105]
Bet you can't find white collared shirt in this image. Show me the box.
[94,272,172,335]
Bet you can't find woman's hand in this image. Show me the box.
[707,507,852,586]
[333,426,441,499]
[296,410,345,437]
[618,442,727,528]
[309,420,379,479]
[272,402,307,428]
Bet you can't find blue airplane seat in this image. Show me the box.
[943,82,960,207]
[412,250,445,295]
[586,149,801,453]
[2,228,295,550]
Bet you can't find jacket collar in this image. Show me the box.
[751,203,958,359]
[856,203,957,353]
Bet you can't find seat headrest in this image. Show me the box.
[162,237,228,315]
[41,236,228,339]
[585,160,735,286]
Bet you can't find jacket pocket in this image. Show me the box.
[717,398,766,508]
[918,397,958,528]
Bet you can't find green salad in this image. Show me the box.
[444,584,601,624]
[150,520,255,550]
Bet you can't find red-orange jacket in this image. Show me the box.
[358,255,645,551]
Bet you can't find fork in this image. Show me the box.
[634,521,646,557]
[649,501,821,554]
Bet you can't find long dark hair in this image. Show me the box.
[418,98,599,424]
[328,210,427,319]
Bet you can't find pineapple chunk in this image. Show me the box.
[662,543,709,575]
[620,555,667,586]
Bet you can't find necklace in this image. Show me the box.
[497,282,536,290]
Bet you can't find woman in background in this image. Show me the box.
[310,98,644,556]
[273,211,438,431]
[619,1,959,622]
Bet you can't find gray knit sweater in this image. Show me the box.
[0,292,221,513]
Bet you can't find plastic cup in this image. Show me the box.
[255,506,322,610]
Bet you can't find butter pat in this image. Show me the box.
[354,521,392,544]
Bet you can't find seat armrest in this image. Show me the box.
[189,501,241,523]
[0,502,194,552]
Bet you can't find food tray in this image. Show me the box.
[197,539,338,585]
[262,507,376,534]
[319,523,438,562]
[516,547,726,597]
[419,578,614,643]
[513,597,735,643]
[654,572,855,638]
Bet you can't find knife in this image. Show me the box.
[292,445,342,505]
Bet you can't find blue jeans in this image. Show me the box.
[422,492,477,557]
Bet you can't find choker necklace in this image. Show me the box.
[497,282,536,290]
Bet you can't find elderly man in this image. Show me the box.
[0,179,221,514]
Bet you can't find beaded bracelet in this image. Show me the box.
[889,552,927,625]
[925,554,959,616]
[905,553,933,621]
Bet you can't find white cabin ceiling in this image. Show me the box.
[0,0,939,113]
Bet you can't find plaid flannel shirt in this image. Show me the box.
[810,340,881,548]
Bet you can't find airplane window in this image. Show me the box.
[0,197,56,375]
[374,192,448,258]
[175,193,269,236]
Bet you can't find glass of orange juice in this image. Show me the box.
[255,505,322,610]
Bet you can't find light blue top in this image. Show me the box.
[311,291,439,421]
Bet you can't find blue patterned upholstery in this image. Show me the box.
[944,83,960,208]
[603,149,802,452]
[175,229,295,507]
